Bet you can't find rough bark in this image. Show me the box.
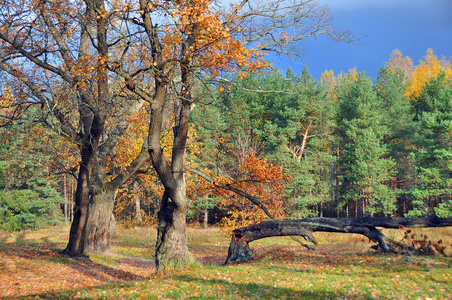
[155,191,193,270]
[225,217,452,264]
[86,189,116,254]
[153,98,193,270]
[151,98,193,270]
[142,72,193,270]
[64,141,148,256]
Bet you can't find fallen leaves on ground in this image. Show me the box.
[0,244,156,298]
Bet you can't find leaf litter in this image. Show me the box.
[0,243,156,298]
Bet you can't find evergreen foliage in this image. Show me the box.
[408,71,452,217]
[0,122,63,231]
[190,56,452,220]
[335,72,397,217]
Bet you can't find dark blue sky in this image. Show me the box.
[273,0,452,79]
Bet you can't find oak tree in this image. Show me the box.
[109,0,352,270]
[0,0,149,255]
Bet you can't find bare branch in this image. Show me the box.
[232,0,355,61]
[0,33,74,84]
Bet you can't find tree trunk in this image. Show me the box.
[85,189,115,254]
[62,0,107,257]
[204,208,208,229]
[155,191,192,270]
[133,181,143,223]
[63,134,148,257]
[133,0,196,270]
[225,217,452,264]
[135,195,143,222]
[148,62,194,270]
[63,146,94,256]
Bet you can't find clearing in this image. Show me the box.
[0,226,451,299]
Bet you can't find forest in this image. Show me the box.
[0,0,452,274]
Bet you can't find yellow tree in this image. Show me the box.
[112,104,202,228]
[107,104,157,227]
[405,49,452,100]
[386,49,414,79]
[320,67,359,103]
[0,84,16,128]
[320,69,336,92]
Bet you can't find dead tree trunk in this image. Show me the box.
[225,217,452,264]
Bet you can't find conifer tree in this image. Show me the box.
[408,72,452,217]
[336,72,397,217]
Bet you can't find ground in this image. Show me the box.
[0,226,451,299]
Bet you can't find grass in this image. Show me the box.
[0,225,451,299]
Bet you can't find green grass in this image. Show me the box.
[1,226,451,299]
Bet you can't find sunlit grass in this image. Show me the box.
[0,225,69,245]
[111,226,156,258]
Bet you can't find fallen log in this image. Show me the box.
[224,217,452,264]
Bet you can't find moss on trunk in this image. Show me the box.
[155,192,195,271]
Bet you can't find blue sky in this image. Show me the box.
[273,0,452,79]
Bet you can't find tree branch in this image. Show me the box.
[186,168,275,220]
[0,32,74,84]
[109,138,150,190]
[225,217,452,264]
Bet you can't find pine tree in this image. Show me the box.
[374,66,415,216]
[0,117,63,231]
[408,71,452,217]
[336,72,397,217]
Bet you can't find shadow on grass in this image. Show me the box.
[17,280,145,300]
[0,239,148,283]
[22,273,364,299]
[167,274,349,299]
[10,251,452,299]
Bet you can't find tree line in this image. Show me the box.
[191,49,452,223]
